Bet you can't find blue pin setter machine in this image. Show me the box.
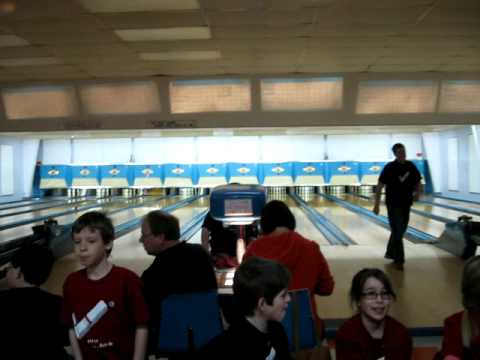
[210,184,267,225]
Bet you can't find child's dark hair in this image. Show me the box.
[72,212,114,254]
[143,210,180,241]
[391,143,405,154]
[233,257,291,316]
[349,268,396,308]
[260,200,296,235]
[11,243,54,286]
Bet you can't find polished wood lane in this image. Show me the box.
[344,194,445,238]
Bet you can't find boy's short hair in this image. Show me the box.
[72,212,114,253]
[234,257,291,316]
[143,210,180,241]
[260,200,296,235]
[391,143,405,154]
[349,268,396,308]
[462,255,480,310]
[10,243,54,286]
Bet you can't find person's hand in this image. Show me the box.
[373,204,380,215]
[413,192,420,202]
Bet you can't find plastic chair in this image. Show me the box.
[281,289,319,352]
[157,291,223,356]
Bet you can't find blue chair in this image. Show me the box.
[157,291,223,355]
[281,289,319,352]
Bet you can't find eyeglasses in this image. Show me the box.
[361,291,392,301]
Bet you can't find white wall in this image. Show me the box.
[38,133,429,166]
[0,144,14,195]
[422,132,442,192]
[469,133,480,193]
[447,137,459,191]
[73,138,131,164]
[0,137,24,201]
[290,136,325,161]
[197,136,259,163]
[43,139,71,164]
[437,126,480,201]
[260,136,294,162]
[328,134,390,161]
[22,139,40,197]
[390,134,423,160]
[160,137,196,163]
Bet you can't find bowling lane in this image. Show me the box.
[431,197,480,211]
[0,197,121,227]
[0,196,178,244]
[0,197,65,210]
[0,197,105,219]
[282,197,330,246]
[360,193,477,221]
[343,194,445,238]
[413,202,479,221]
[305,195,392,247]
[43,198,209,295]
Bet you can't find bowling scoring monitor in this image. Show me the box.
[225,198,253,217]
[210,184,266,225]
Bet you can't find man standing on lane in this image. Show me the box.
[373,143,421,270]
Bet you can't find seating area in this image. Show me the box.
[153,289,443,359]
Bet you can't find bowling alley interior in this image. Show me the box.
[1,0,480,359]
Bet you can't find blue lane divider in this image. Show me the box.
[434,194,480,206]
[0,197,96,219]
[319,193,438,244]
[181,209,209,242]
[116,195,204,237]
[0,198,66,211]
[352,193,452,224]
[0,195,169,232]
[419,199,480,217]
[289,193,354,246]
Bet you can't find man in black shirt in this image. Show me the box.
[140,210,218,354]
[373,143,421,269]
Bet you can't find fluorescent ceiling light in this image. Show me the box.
[115,27,211,41]
[80,0,199,12]
[140,50,221,61]
[0,57,63,66]
[0,35,29,47]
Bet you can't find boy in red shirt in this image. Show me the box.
[62,211,149,360]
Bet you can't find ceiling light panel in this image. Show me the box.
[0,35,29,47]
[115,27,211,41]
[140,50,221,61]
[80,0,199,12]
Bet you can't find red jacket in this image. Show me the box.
[442,311,480,359]
[243,230,334,327]
[335,314,412,360]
